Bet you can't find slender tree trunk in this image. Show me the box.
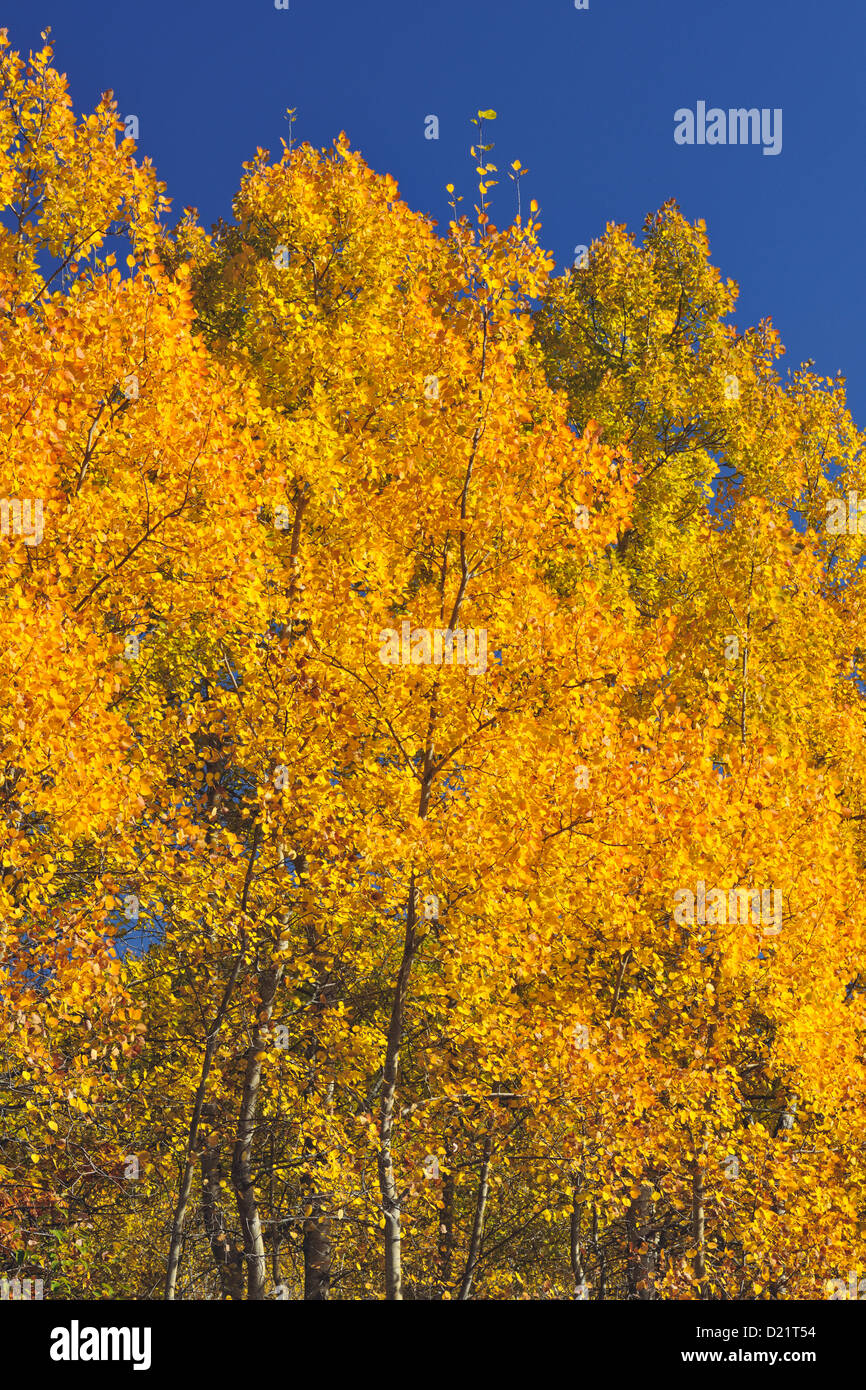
[232,959,284,1299]
[570,1183,587,1298]
[292,856,334,1302]
[458,1127,494,1300]
[377,872,418,1301]
[201,1141,245,1300]
[437,1165,454,1298]
[591,1204,605,1300]
[626,1198,639,1298]
[637,1182,656,1299]
[692,1161,706,1297]
[303,1195,331,1300]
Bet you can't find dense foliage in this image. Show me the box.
[1,36,864,1300]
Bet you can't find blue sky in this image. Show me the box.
[3,0,864,422]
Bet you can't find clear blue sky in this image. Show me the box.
[4,0,864,422]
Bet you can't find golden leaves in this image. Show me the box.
[0,34,862,1303]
